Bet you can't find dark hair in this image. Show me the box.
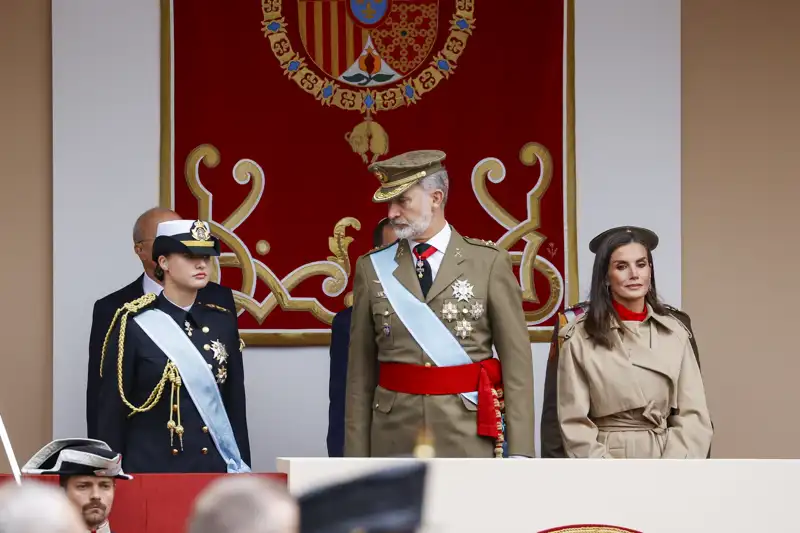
[372,217,392,248]
[584,231,667,349]
[154,264,165,281]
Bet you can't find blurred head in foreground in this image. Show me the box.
[0,481,85,533]
[187,475,299,533]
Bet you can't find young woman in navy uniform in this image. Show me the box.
[97,219,250,473]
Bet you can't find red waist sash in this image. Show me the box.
[378,359,504,439]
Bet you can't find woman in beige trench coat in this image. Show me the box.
[557,226,713,458]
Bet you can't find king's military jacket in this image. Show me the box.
[344,226,536,458]
[97,292,250,473]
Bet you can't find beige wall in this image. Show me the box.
[0,0,796,472]
[0,0,53,473]
[682,0,800,457]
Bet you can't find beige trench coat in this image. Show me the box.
[557,307,713,458]
[344,227,535,458]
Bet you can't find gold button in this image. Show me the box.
[424,362,431,368]
[172,405,178,412]
[171,449,178,456]
[202,426,208,434]
[201,447,208,454]
[202,327,209,333]
[374,403,379,409]
[203,344,211,351]
[383,310,389,316]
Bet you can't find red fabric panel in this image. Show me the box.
[170,0,566,336]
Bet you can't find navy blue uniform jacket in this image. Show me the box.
[327,307,352,457]
[86,275,236,438]
[97,292,250,473]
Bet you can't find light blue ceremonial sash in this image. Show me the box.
[370,244,478,405]
[133,309,250,473]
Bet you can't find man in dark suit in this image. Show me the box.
[86,207,237,438]
[326,218,396,457]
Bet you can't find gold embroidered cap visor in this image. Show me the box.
[152,219,221,259]
[589,226,659,254]
[369,149,446,203]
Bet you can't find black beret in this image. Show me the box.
[589,226,659,254]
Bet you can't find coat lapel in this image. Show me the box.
[392,240,425,302]
[425,228,466,303]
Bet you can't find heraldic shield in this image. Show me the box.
[296,0,440,85]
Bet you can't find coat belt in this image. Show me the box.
[378,359,504,439]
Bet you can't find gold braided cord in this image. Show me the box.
[105,293,173,415]
[100,293,157,377]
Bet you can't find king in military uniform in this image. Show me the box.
[344,150,536,458]
[97,219,251,473]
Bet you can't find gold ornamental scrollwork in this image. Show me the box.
[184,143,359,333]
[472,142,564,327]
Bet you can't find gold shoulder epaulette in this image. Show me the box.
[463,236,499,250]
[205,303,231,314]
[100,293,157,378]
[363,239,398,256]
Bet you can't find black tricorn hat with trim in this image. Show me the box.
[21,438,132,480]
[152,219,220,260]
[298,462,427,533]
[589,225,659,254]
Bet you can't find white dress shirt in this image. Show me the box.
[142,273,164,296]
[408,222,451,280]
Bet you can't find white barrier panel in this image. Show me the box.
[277,457,798,532]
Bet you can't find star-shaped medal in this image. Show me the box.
[210,340,228,364]
[455,319,473,339]
[469,301,484,320]
[442,301,459,322]
[451,279,474,302]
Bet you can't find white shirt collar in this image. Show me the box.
[163,293,193,312]
[142,273,163,296]
[409,222,451,255]
[90,521,111,533]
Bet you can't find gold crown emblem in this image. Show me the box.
[190,220,211,241]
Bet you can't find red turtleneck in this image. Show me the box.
[613,299,647,322]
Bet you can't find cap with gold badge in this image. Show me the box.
[369,150,446,203]
[152,219,221,260]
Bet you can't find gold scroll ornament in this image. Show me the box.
[472,142,564,325]
[184,143,359,330]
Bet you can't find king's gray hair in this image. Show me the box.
[419,169,449,206]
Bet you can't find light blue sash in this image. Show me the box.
[370,244,477,404]
[133,309,250,473]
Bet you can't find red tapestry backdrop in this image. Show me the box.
[163,0,576,346]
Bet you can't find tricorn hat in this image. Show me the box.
[589,226,659,254]
[299,462,427,533]
[22,438,132,480]
[152,219,220,260]
[368,150,446,203]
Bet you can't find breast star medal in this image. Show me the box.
[210,340,228,364]
[451,279,475,302]
[455,319,473,339]
[469,301,484,320]
[442,301,459,322]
